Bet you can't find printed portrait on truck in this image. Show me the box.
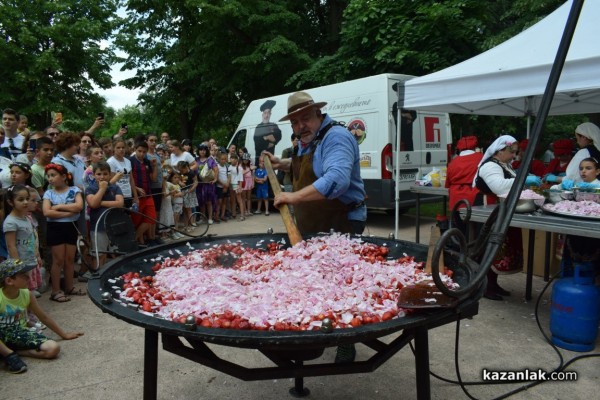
[253,99,282,165]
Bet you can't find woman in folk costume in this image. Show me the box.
[445,135,483,209]
[473,135,542,300]
[543,138,574,178]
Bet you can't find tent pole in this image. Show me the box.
[394,95,402,239]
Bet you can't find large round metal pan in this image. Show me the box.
[88,233,481,350]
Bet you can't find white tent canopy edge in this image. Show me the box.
[400,0,600,116]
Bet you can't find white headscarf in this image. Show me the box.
[473,135,517,187]
[477,135,517,168]
[575,122,600,149]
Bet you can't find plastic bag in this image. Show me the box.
[199,164,215,182]
[423,168,441,187]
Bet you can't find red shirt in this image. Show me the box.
[544,158,569,175]
[512,159,546,177]
[445,152,483,209]
[130,156,153,194]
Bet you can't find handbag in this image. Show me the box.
[200,162,215,182]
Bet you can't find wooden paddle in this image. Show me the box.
[263,156,303,246]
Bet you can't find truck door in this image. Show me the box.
[397,110,419,184]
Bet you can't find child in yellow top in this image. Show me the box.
[0,259,83,373]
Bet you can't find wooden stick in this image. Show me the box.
[263,156,303,246]
[424,225,444,274]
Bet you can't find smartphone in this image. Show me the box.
[98,112,105,119]
[55,112,63,124]
[30,140,37,152]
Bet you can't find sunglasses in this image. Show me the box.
[81,140,92,144]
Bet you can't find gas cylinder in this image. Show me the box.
[550,262,600,352]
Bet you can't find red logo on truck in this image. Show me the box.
[424,117,441,149]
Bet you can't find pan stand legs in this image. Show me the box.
[144,329,159,400]
[414,326,431,400]
[288,360,310,397]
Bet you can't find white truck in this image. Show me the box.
[227,73,451,212]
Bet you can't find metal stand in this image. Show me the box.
[414,327,431,400]
[526,229,535,300]
[144,330,159,400]
[136,302,478,400]
[289,360,310,397]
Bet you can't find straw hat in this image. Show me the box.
[279,92,327,122]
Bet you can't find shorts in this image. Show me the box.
[216,186,230,199]
[131,197,157,226]
[255,184,269,199]
[173,202,183,214]
[0,325,48,351]
[46,221,78,246]
[124,197,133,209]
[90,230,110,254]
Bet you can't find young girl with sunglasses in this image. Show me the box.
[42,164,84,302]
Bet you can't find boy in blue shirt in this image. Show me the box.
[85,161,124,270]
[253,158,270,215]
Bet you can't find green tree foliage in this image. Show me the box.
[290,0,575,141]
[0,0,119,129]
[115,0,581,145]
[291,0,490,87]
[116,0,347,141]
[480,0,565,49]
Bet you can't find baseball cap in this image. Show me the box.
[0,259,35,282]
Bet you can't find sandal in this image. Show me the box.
[65,287,86,296]
[50,292,71,303]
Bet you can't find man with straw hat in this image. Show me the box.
[263,91,366,236]
[263,91,367,363]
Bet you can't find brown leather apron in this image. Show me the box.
[292,149,352,234]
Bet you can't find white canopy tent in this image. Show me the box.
[400,0,600,116]
[393,0,595,237]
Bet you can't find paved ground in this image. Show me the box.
[2,211,598,399]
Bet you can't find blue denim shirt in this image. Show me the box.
[297,114,366,221]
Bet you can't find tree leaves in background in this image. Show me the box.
[290,0,489,87]
[0,0,118,129]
